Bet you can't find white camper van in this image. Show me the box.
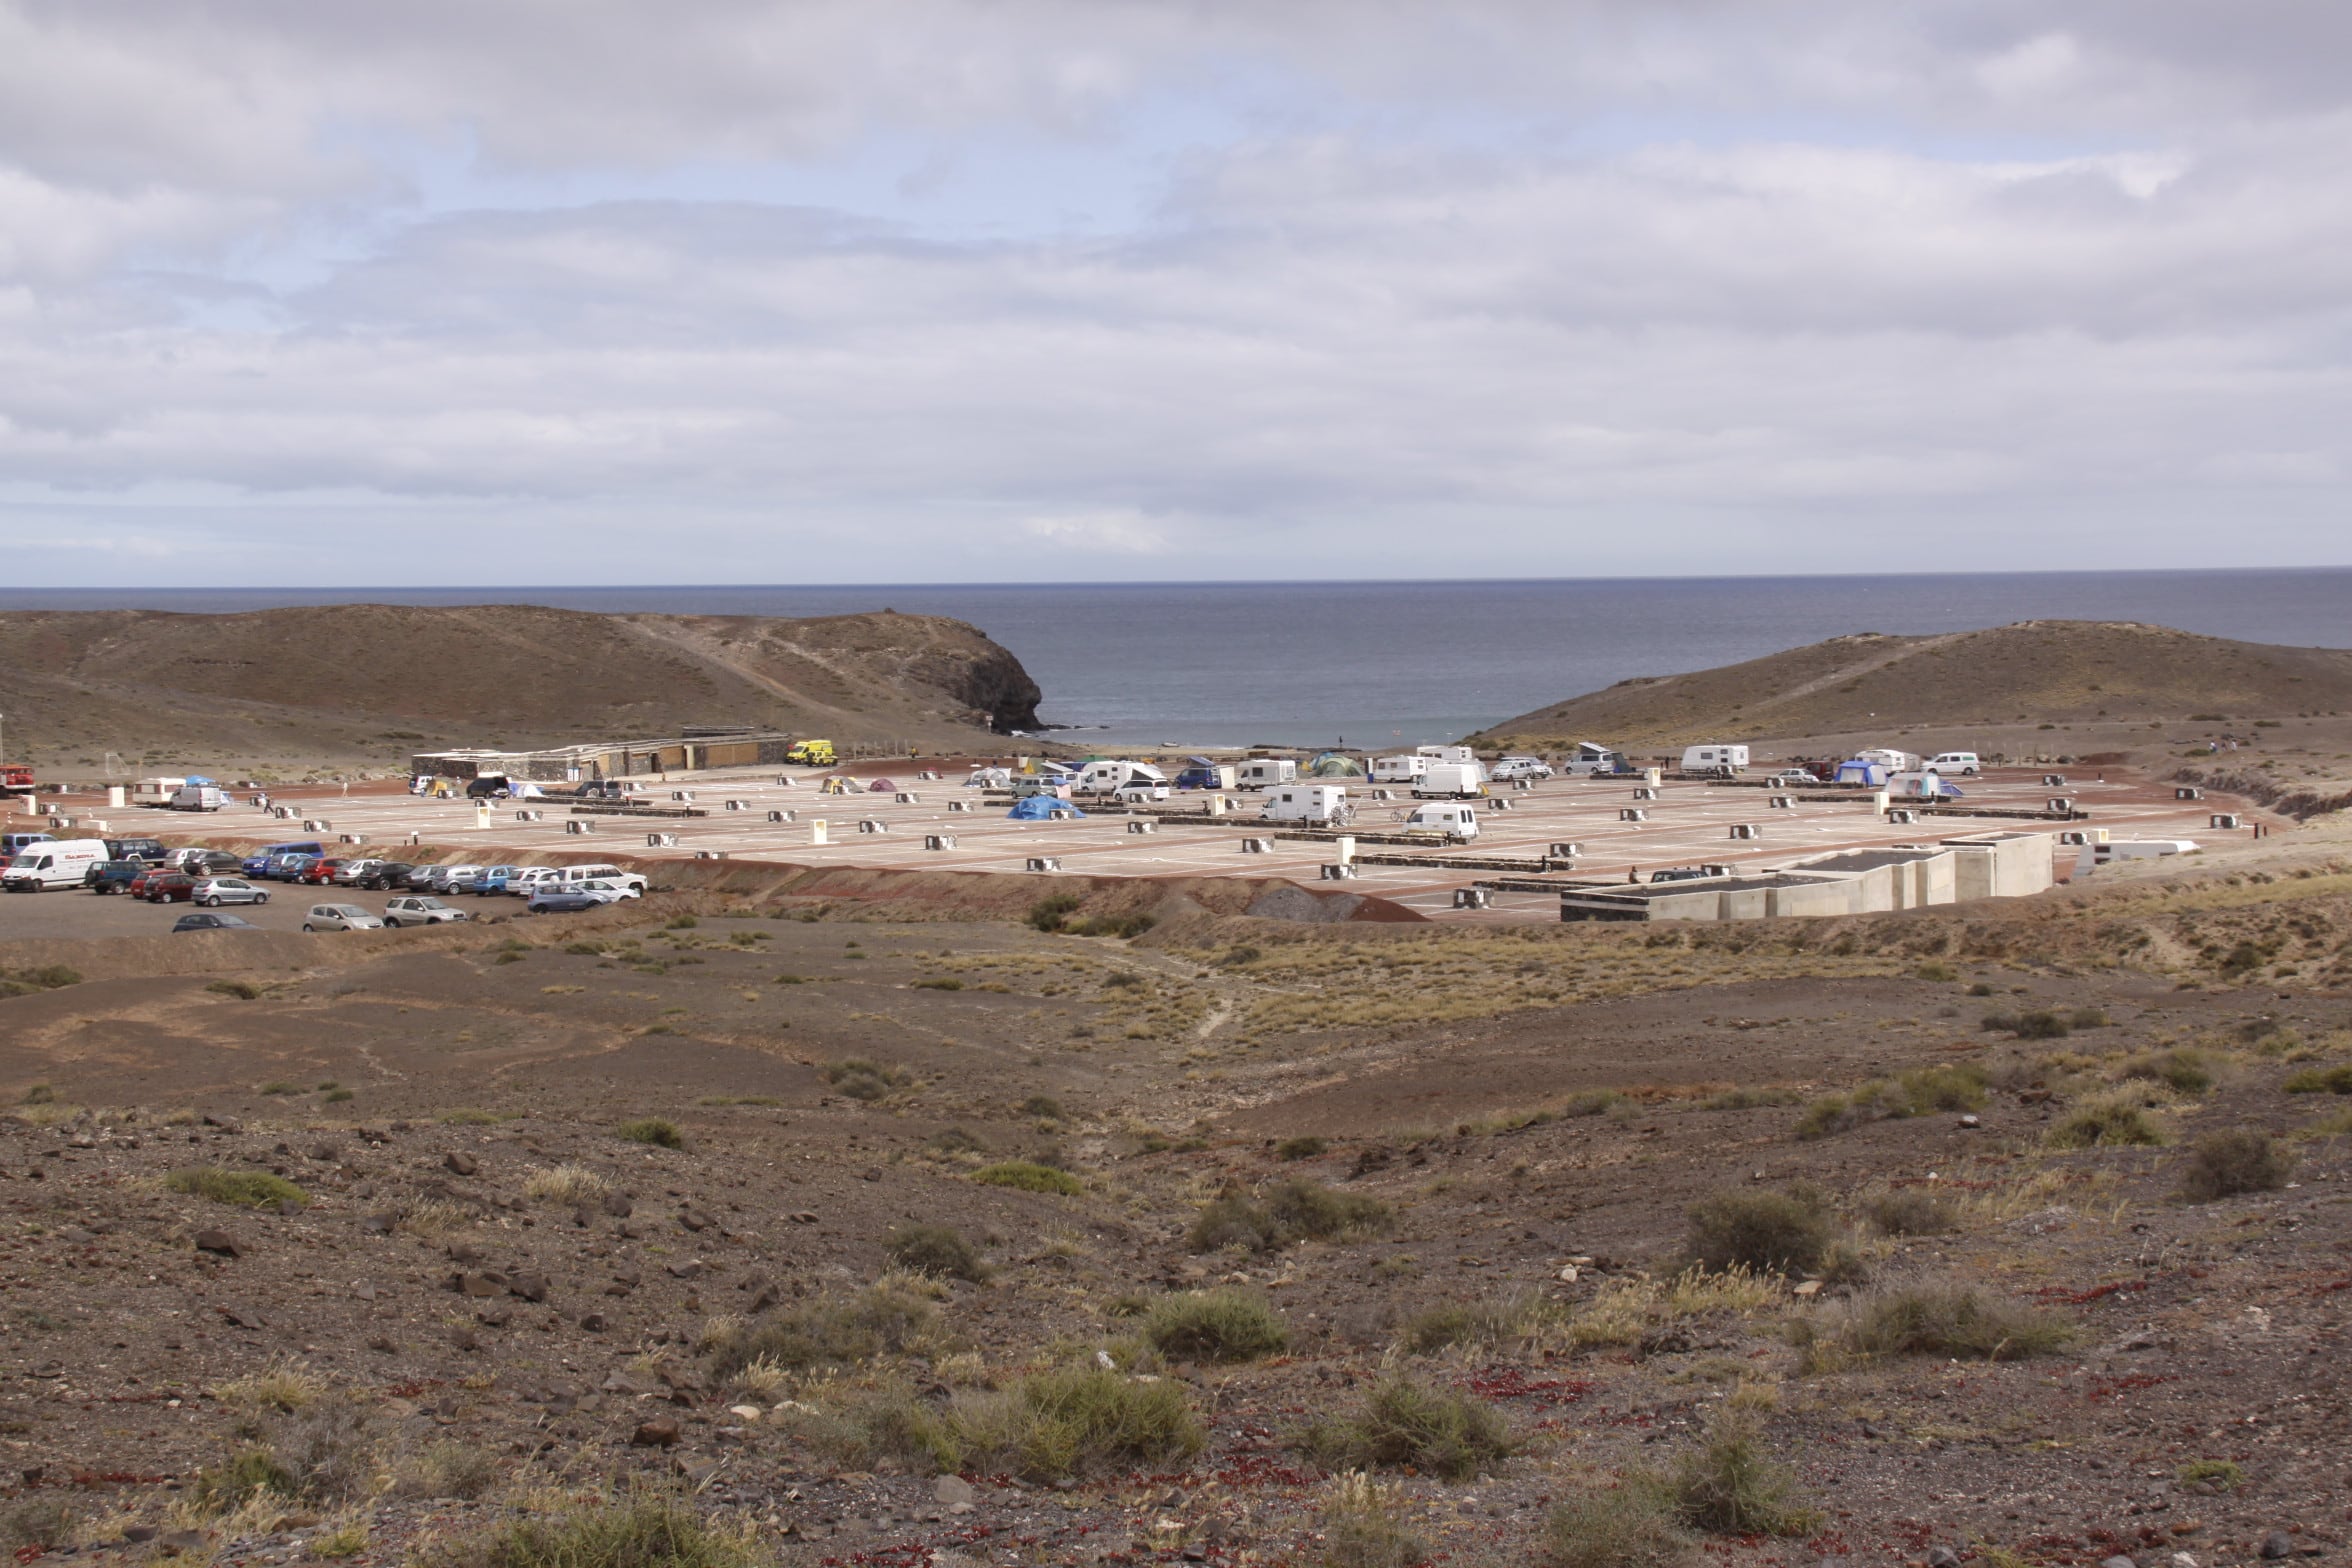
[1402,802,1479,841]
[1680,743,1750,775]
[131,777,188,808]
[1233,758,1298,790]
[168,784,228,812]
[1073,760,1168,796]
[1927,751,1981,776]
[1411,761,1486,798]
[2,838,108,892]
[1416,745,1476,765]
[1258,784,1352,826]
[1855,748,1919,774]
[1371,754,1430,785]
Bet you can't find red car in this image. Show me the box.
[301,859,348,886]
[127,866,177,899]
[141,872,197,903]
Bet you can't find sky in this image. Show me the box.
[3,2,2350,586]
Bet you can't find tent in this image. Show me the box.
[184,775,216,785]
[1832,760,1887,787]
[1306,752,1366,777]
[1891,771,1963,799]
[1007,796,1084,820]
[868,778,897,792]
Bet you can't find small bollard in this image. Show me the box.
[767,808,797,823]
[515,809,543,822]
[648,832,678,847]
[1453,887,1490,910]
[565,819,594,834]
[858,818,887,834]
[1127,819,1157,834]
[947,799,972,813]
[694,849,727,860]
[1320,863,1359,879]
[1026,856,1061,872]
[2209,813,2241,829]
[923,833,956,850]
[1620,807,1647,822]
[1240,838,1272,853]
[896,792,921,804]
[1730,823,1761,839]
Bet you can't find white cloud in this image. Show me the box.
[1022,509,1173,553]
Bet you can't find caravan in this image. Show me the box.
[1855,748,1919,774]
[1258,784,1352,826]
[131,777,188,808]
[1370,754,1430,785]
[1411,761,1486,799]
[1680,743,1749,776]
[1233,758,1298,790]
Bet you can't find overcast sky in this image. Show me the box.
[4,2,2350,586]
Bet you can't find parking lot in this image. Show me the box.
[1,761,2256,929]
[0,878,528,941]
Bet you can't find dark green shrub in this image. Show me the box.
[711,1281,939,1375]
[422,1495,762,1568]
[1021,1095,1066,1120]
[165,1167,309,1209]
[2283,1064,2352,1095]
[1188,1179,1391,1253]
[192,1449,293,1515]
[2119,1048,2213,1093]
[1861,1189,1957,1236]
[1141,1290,1287,1363]
[2047,1092,2164,1148]
[1027,894,1083,933]
[886,1223,988,1282]
[971,1161,1083,1196]
[1668,1412,1819,1537]
[2179,1128,2295,1201]
[824,1058,911,1102]
[615,1117,684,1149]
[1685,1186,1834,1275]
[1836,1283,2075,1359]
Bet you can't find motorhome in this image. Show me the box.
[2073,838,2199,878]
[1411,761,1486,798]
[2,838,108,892]
[1074,760,1168,796]
[131,777,188,808]
[1927,751,1982,776]
[1371,754,1430,785]
[1855,748,1919,774]
[1233,758,1298,790]
[1563,742,1631,776]
[168,784,228,811]
[1401,802,1479,841]
[1258,784,1352,826]
[1679,743,1750,775]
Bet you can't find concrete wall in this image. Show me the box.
[1766,878,1862,917]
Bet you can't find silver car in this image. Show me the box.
[382,895,470,927]
[303,903,383,932]
[192,877,270,908]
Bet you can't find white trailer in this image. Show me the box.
[1234,758,1298,790]
[1856,747,1919,774]
[1411,761,1486,798]
[1371,754,1430,784]
[1258,784,1352,826]
[131,777,187,808]
[1680,743,1749,775]
[1402,802,1479,841]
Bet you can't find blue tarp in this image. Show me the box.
[1006,796,1083,820]
[184,775,217,785]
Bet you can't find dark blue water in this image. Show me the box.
[4,570,2347,748]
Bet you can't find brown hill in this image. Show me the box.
[1470,619,2352,751]
[0,605,1042,773]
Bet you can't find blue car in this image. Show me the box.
[469,865,520,896]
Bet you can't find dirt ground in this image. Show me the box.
[3,780,2352,1567]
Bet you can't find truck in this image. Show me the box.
[2,838,109,892]
[1258,784,1352,826]
[1679,743,1750,776]
[1233,758,1298,790]
[785,739,837,766]
[0,765,33,797]
[1401,802,1479,841]
[1411,761,1486,799]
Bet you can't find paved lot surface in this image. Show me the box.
[4,764,2259,927]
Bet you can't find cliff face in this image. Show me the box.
[0,605,1044,768]
[1471,620,2352,750]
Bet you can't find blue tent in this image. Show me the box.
[1832,760,1886,786]
[184,774,217,785]
[1007,796,1084,820]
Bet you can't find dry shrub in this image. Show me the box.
[794,1365,1202,1482]
[970,1161,1084,1196]
[2117,1048,2214,1094]
[2047,1090,2166,1148]
[523,1164,611,1206]
[614,1117,684,1149]
[707,1279,941,1375]
[1320,1471,1428,1568]
[1668,1410,1819,1537]
[1828,1282,2075,1360]
[1685,1186,1834,1275]
[885,1223,989,1282]
[1188,1179,1392,1253]
[392,1440,500,1500]
[1541,1478,1694,1568]
[1860,1188,1958,1236]
[1141,1290,1288,1363]
[2179,1128,2295,1201]
[421,1494,763,1568]
[1294,1374,1514,1481]
[165,1167,309,1209]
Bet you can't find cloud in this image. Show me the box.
[1,3,2350,581]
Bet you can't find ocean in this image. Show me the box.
[4,570,2348,749]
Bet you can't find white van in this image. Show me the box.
[1234,758,1298,790]
[2,838,109,892]
[1259,784,1352,826]
[1073,760,1168,796]
[553,863,649,894]
[131,777,188,808]
[1370,754,1430,784]
[168,784,228,812]
[1402,803,1479,841]
[1563,742,1630,777]
[1926,751,1981,776]
[1411,761,1486,798]
[1680,743,1749,775]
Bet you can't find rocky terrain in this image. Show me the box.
[0,607,1045,774]
[2,803,2351,1568]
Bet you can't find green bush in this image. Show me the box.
[165,1167,309,1209]
[808,1365,1203,1483]
[1187,1179,1392,1253]
[1835,1283,2075,1360]
[1027,893,1083,932]
[1794,1065,1985,1139]
[2283,1064,2352,1095]
[207,978,263,1000]
[422,1495,763,1568]
[2047,1091,2164,1148]
[1021,1095,1066,1120]
[971,1161,1084,1196]
[824,1058,912,1102]
[1295,1374,1515,1481]
[1982,1010,2069,1039]
[1141,1289,1287,1363]
[1861,1189,1957,1236]
[0,965,80,998]
[886,1223,988,1282]
[1685,1186,1834,1275]
[2179,1128,2295,1202]
[615,1117,684,1149]
[2119,1048,2214,1094]
[191,1448,293,1515]
[710,1280,939,1375]
[1542,1479,1694,1568]
[1668,1411,1819,1537]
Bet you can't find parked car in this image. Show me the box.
[102,837,169,863]
[331,859,386,886]
[507,868,561,898]
[356,862,414,891]
[469,865,521,896]
[382,895,470,927]
[525,886,608,914]
[571,878,641,903]
[434,864,486,894]
[170,848,244,875]
[263,852,318,881]
[173,911,258,932]
[193,876,270,907]
[300,859,349,886]
[141,872,198,903]
[303,904,384,932]
[1173,766,1222,791]
[1648,865,1731,884]
[1489,757,1554,782]
[129,865,180,899]
[404,864,451,892]
[84,860,146,895]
